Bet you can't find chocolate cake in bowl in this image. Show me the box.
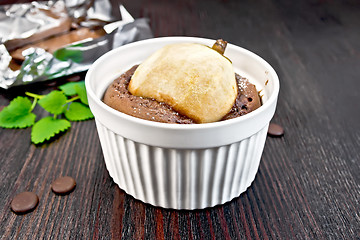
[85,37,279,209]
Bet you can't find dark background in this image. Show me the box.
[1,0,359,239]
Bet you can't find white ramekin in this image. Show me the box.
[85,37,279,209]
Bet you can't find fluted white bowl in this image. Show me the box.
[85,37,279,209]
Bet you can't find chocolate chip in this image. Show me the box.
[11,192,39,214]
[268,123,284,137]
[51,176,76,195]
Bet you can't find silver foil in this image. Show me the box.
[0,1,153,89]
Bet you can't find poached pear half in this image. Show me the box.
[128,41,237,123]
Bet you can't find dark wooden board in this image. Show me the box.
[1,0,359,239]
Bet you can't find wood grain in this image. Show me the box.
[1,0,360,239]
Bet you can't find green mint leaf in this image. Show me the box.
[38,91,67,114]
[74,82,88,105]
[59,81,84,96]
[64,102,94,121]
[0,96,36,128]
[31,116,71,144]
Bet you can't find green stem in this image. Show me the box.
[30,98,37,112]
[66,96,80,103]
[53,114,57,119]
[25,92,44,99]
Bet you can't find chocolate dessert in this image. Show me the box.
[103,40,261,124]
[103,66,261,124]
[104,65,194,124]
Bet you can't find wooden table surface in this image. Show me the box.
[1,0,360,239]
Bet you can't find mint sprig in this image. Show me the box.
[31,117,71,144]
[59,82,81,96]
[0,80,94,144]
[0,96,36,128]
[74,82,88,105]
[65,102,93,121]
[38,91,68,115]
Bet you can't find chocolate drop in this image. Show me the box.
[268,123,284,137]
[51,176,76,195]
[11,192,39,214]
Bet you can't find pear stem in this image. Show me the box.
[212,39,227,55]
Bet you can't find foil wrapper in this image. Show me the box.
[0,1,153,89]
